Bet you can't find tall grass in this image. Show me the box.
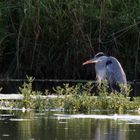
[0,0,140,79]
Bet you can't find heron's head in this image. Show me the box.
[82,52,106,65]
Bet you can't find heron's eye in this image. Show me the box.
[106,60,112,66]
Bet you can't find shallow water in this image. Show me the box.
[0,111,140,140]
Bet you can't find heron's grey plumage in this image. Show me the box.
[83,52,127,93]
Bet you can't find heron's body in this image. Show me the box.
[83,52,127,93]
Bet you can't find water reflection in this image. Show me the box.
[0,111,140,140]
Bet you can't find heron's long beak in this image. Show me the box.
[82,59,98,65]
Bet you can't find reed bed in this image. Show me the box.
[0,0,140,79]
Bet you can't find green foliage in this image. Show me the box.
[0,78,139,114]
[17,76,46,110]
[19,76,34,109]
[52,82,139,113]
[0,0,140,78]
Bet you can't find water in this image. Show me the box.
[0,111,140,140]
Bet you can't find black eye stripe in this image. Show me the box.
[106,60,112,66]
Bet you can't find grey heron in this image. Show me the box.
[83,52,127,93]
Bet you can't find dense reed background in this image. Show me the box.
[0,0,140,80]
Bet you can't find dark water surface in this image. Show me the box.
[0,111,140,140]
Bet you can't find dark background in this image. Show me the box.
[0,0,140,81]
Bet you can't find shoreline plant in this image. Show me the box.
[0,76,139,114]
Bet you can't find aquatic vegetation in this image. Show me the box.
[0,77,139,114]
[13,76,47,111]
[53,82,139,113]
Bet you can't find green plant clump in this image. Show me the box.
[53,82,140,113]
[13,76,47,111]
[1,77,139,114]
